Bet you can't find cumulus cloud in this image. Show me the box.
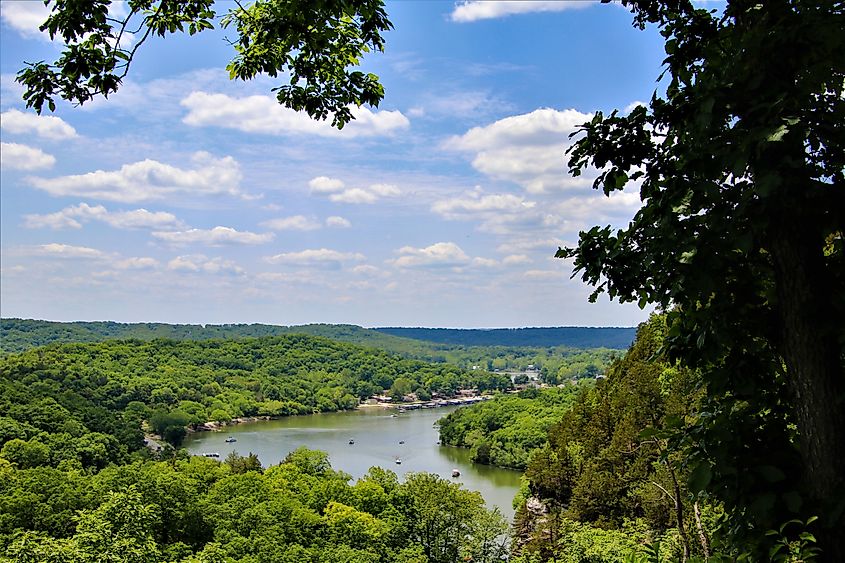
[551,191,642,231]
[451,1,593,22]
[432,188,560,234]
[390,242,471,268]
[35,243,106,259]
[503,254,532,265]
[1,142,55,170]
[309,176,346,194]
[264,248,366,268]
[444,108,595,193]
[152,226,274,246]
[1,109,78,140]
[326,216,351,228]
[167,254,244,275]
[308,176,401,204]
[261,215,323,231]
[0,1,50,39]
[181,92,410,138]
[24,203,186,230]
[27,152,244,203]
[496,237,567,255]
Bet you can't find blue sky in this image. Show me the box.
[0,1,668,328]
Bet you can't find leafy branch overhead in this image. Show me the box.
[16,0,391,128]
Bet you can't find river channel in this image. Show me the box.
[184,405,522,519]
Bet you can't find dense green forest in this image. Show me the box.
[0,448,510,562]
[0,319,634,354]
[375,327,635,349]
[0,319,620,380]
[0,335,511,457]
[0,319,432,354]
[437,386,588,470]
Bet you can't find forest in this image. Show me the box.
[0,318,620,381]
[2,0,842,560]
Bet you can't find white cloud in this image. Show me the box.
[167,254,244,275]
[551,191,642,230]
[181,92,410,138]
[1,109,78,139]
[329,188,378,204]
[114,257,159,270]
[1,142,55,170]
[24,203,186,230]
[326,216,351,228]
[309,176,346,194]
[152,226,274,246]
[264,248,366,267]
[451,1,593,23]
[309,176,401,204]
[445,108,594,193]
[0,1,50,39]
[432,188,557,234]
[261,215,322,231]
[390,242,471,268]
[503,254,532,265]
[36,243,106,259]
[624,100,648,114]
[27,152,244,203]
[433,191,534,216]
[496,237,567,255]
[472,257,499,268]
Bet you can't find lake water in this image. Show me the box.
[184,405,522,519]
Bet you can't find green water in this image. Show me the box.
[184,406,522,519]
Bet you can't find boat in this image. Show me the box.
[390,414,398,418]
[225,437,236,443]
[202,452,220,458]
[451,468,461,478]
[395,458,402,465]
[399,440,405,445]
[349,439,355,445]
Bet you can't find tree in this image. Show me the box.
[560,0,844,558]
[17,0,391,128]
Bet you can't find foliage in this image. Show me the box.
[16,0,391,128]
[0,450,508,563]
[514,315,715,561]
[438,385,588,470]
[560,0,844,557]
[0,319,625,380]
[376,327,635,349]
[0,334,510,453]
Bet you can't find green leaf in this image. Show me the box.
[688,463,712,493]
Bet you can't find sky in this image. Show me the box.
[0,0,670,328]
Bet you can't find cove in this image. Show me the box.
[184,405,522,519]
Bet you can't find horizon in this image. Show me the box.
[1,1,660,327]
[1,316,639,330]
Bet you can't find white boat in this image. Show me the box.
[225,437,236,443]
[451,468,461,478]
[395,458,402,465]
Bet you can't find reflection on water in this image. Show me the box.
[184,406,522,519]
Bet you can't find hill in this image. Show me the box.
[373,326,636,349]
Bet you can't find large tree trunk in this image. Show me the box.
[769,203,845,562]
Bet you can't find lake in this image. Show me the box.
[184,405,522,519]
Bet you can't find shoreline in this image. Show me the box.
[193,394,493,432]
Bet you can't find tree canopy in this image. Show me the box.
[561,0,844,558]
[17,0,391,127]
